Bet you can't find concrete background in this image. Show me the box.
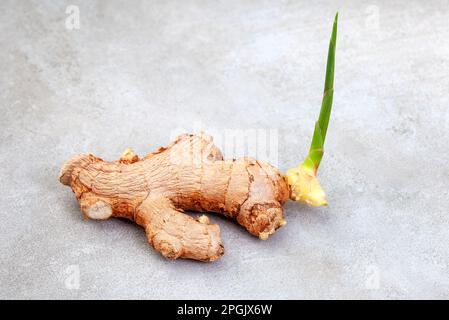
[1,0,449,299]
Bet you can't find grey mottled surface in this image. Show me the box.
[1,0,449,299]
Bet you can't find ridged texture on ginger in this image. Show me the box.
[60,133,289,261]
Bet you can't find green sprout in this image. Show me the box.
[285,12,338,206]
[302,12,338,174]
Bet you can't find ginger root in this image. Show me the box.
[60,133,289,261]
[59,13,338,262]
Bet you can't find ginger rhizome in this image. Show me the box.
[59,13,337,262]
[60,133,289,261]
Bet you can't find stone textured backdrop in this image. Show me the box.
[1,0,448,299]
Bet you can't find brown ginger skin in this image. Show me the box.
[60,133,289,261]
